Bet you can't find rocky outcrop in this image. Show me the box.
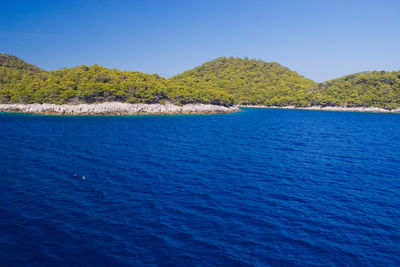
[240,105,400,113]
[0,102,240,115]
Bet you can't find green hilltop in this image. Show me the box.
[1,53,400,109]
[309,71,400,109]
[0,53,233,105]
[172,57,317,106]
[0,54,42,73]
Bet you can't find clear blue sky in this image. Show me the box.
[1,0,399,82]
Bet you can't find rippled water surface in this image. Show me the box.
[1,108,400,266]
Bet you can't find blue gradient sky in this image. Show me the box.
[1,0,399,82]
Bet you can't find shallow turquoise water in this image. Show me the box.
[0,108,399,266]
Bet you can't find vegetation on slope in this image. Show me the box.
[0,54,233,105]
[309,71,400,109]
[0,54,42,73]
[172,57,317,106]
[1,53,400,109]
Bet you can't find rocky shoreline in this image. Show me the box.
[2,103,399,115]
[240,105,400,113]
[0,102,240,115]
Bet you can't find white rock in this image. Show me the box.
[0,102,240,115]
[239,105,400,113]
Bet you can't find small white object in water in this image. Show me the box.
[73,173,77,176]
[82,176,86,180]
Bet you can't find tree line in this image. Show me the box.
[1,54,399,109]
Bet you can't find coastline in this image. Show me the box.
[240,105,400,113]
[0,102,240,115]
[1,103,399,115]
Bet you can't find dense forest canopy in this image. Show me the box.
[172,57,317,106]
[309,71,400,109]
[0,54,42,73]
[1,53,399,109]
[0,54,233,105]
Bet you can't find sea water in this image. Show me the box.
[0,108,399,266]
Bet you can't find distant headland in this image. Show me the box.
[1,53,399,115]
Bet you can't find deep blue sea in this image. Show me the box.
[1,108,400,266]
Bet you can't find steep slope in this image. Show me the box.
[172,57,317,106]
[309,71,400,109]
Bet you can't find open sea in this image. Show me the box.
[0,108,399,266]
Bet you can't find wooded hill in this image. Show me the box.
[0,54,234,105]
[309,71,400,109]
[172,57,317,106]
[1,53,399,109]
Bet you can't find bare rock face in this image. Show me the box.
[0,102,241,115]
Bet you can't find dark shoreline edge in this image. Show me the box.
[0,110,241,116]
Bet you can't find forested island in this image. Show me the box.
[1,53,399,114]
